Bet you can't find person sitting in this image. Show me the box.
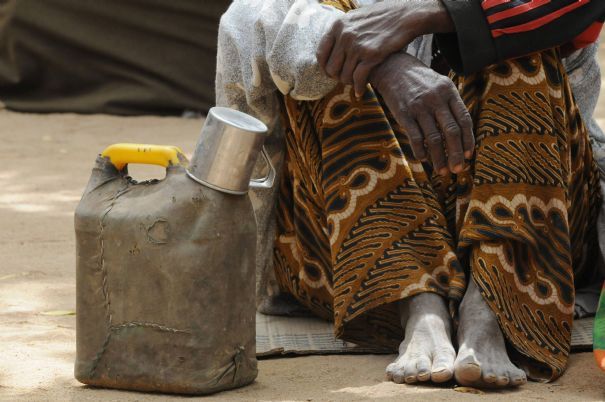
[217,0,605,388]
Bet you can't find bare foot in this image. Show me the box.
[386,293,456,384]
[454,279,527,387]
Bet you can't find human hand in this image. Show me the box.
[317,0,454,97]
[370,53,474,175]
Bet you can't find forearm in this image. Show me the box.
[369,52,415,92]
[404,0,454,36]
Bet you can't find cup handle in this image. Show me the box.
[249,147,276,189]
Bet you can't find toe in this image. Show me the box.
[385,362,397,379]
[392,373,406,384]
[495,371,510,387]
[482,371,498,384]
[416,357,432,382]
[510,368,527,386]
[431,365,454,383]
[389,367,406,384]
[454,356,482,384]
[403,361,420,384]
[431,348,455,383]
[386,362,406,384]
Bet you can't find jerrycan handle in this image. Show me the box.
[249,147,276,190]
[101,143,188,171]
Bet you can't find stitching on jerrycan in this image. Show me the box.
[88,184,190,379]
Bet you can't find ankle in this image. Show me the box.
[399,292,450,328]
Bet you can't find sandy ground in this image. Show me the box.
[2,47,605,401]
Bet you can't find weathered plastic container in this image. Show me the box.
[74,141,259,394]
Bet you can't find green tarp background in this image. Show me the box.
[0,0,231,115]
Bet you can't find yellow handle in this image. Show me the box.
[101,143,187,171]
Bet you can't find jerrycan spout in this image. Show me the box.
[187,107,275,195]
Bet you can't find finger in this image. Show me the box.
[317,25,337,72]
[400,116,426,161]
[449,96,475,159]
[340,53,358,86]
[417,113,447,175]
[434,108,464,173]
[352,61,376,98]
[324,36,346,79]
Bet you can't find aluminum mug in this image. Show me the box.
[187,107,275,194]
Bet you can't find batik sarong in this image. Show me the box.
[272,0,600,384]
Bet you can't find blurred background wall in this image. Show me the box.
[0,0,231,115]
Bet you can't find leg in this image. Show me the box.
[386,293,456,383]
[273,85,463,379]
[452,49,601,383]
[272,0,462,386]
[454,279,526,387]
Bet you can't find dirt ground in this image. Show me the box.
[2,47,605,401]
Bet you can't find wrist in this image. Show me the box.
[369,52,410,91]
[415,0,455,36]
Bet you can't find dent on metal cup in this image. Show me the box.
[187,107,271,195]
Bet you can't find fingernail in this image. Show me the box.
[464,151,473,158]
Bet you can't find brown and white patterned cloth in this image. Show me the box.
[217,0,605,383]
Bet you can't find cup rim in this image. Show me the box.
[209,107,268,134]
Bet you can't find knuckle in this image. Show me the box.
[341,28,355,40]
[408,99,425,113]
[360,45,376,57]
[357,45,368,56]
[461,114,473,128]
[426,133,442,145]
[443,122,461,136]
[408,133,423,143]
[438,79,456,93]
[459,110,472,121]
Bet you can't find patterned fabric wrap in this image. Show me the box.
[273,3,601,381]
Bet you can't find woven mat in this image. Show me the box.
[256,313,594,357]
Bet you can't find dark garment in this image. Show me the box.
[438,0,605,74]
[0,0,231,115]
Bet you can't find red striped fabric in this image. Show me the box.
[572,20,604,47]
[490,0,591,38]
[487,0,551,24]
[482,0,512,11]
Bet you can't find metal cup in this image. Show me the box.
[186,107,275,195]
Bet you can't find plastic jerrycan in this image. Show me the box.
[74,107,273,395]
